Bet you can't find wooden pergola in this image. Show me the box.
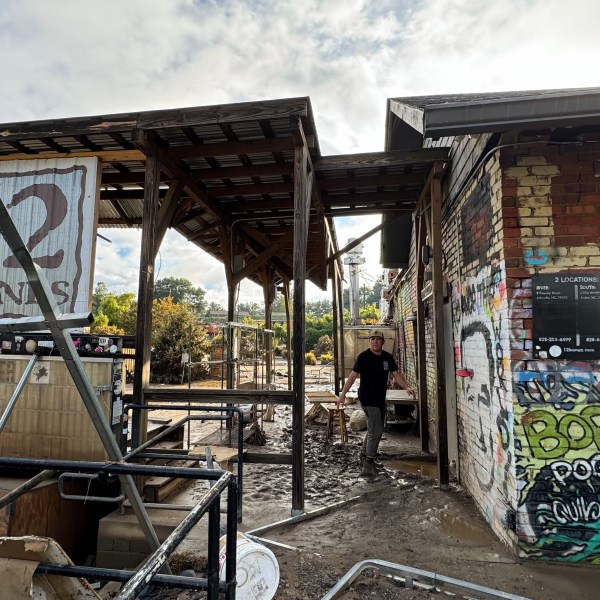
[0,97,450,511]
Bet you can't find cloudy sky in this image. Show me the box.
[1,0,598,306]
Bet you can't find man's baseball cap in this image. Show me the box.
[368,329,385,339]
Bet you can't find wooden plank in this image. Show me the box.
[324,190,419,206]
[137,97,309,129]
[195,162,294,180]
[242,451,292,465]
[0,149,145,162]
[209,181,293,197]
[188,445,241,462]
[168,137,294,159]
[315,148,450,170]
[319,172,427,190]
[143,388,294,404]
[305,391,338,402]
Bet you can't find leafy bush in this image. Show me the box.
[320,353,334,364]
[314,334,333,357]
[150,298,210,384]
[305,352,317,365]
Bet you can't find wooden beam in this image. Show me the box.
[326,222,385,265]
[143,388,293,404]
[239,223,294,271]
[99,217,142,226]
[209,181,293,197]
[195,162,294,180]
[168,137,294,159]
[315,148,450,170]
[100,189,166,201]
[318,172,427,190]
[137,97,309,129]
[232,232,293,287]
[430,164,449,490]
[0,149,145,162]
[283,280,292,391]
[291,114,310,515]
[325,207,413,218]
[415,212,429,453]
[332,262,340,395]
[336,258,345,389]
[132,152,160,451]
[154,180,184,257]
[323,190,419,206]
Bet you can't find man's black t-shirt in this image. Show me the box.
[352,348,397,409]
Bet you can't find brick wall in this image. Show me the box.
[392,135,600,562]
[445,154,515,548]
[501,141,600,562]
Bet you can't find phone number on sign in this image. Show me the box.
[538,337,571,342]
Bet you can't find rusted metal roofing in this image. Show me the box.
[0,97,450,289]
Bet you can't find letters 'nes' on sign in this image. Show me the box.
[533,273,600,359]
[0,158,99,319]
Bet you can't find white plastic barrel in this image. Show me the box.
[218,534,280,600]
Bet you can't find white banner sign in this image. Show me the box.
[0,158,98,318]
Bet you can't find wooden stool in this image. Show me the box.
[326,407,348,443]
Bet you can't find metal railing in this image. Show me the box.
[0,457,238,600]
[125,403,245,520]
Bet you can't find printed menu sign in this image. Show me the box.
[533,273,600,359]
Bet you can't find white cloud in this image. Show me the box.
[2,0,599,305]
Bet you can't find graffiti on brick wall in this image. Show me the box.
[514,360,600,409]
[514,360,600,561]
[454,262,512,500]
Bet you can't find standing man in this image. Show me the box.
[338,329,415,477]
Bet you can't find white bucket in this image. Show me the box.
[218,534,280,600]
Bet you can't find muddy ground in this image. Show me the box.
[103,374,600,599]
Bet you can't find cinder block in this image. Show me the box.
[113,537,130,552]
[96,536,114,551]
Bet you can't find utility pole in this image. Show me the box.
[343,239,365,326]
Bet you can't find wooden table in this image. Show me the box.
[385,389,418,425]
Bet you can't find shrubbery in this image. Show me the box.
[305,352,317,365]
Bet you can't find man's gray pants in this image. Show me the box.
[361,404,385,460]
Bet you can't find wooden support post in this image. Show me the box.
[220,226,236,391]
[291,115,311,515]
[283,281,292,390]
[263,268,275,420]
[431,167,449,490]
[415,212,429,453]
[331,263,340,395]
[336,261,345,385]
[132,152,160,450]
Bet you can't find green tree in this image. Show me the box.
[151,297,210,384]
[306,299,332,317]
[154,277,206,315]
[92,282,109,314]
[304,313,333,353]
[91,285,136,334]
[359,303,381,324]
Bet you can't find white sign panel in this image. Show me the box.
[0,158,98,318]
